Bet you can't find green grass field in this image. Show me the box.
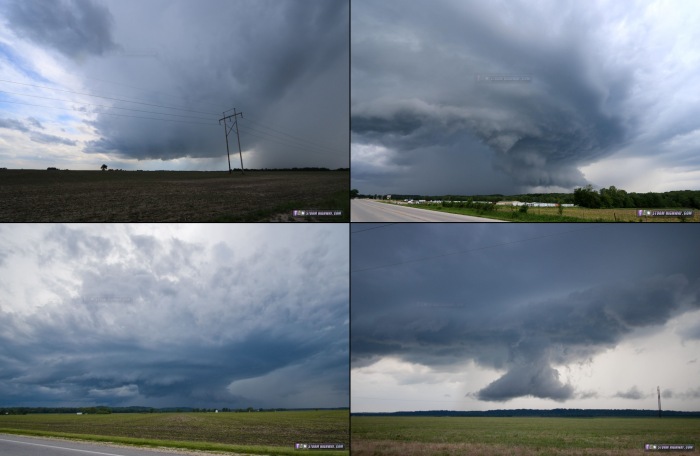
[402,202,700,222]
[0,410,349,455]
[351,416,699,455]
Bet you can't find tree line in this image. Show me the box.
[352,409,700,418]
[0,406,345,415]
[353,186,700,209]
[573,185,700,209]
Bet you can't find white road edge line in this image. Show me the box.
[0,436,134,456]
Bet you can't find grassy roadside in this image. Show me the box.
[383,201,699,222]
[0,428,345,456]
[382,202,585,222]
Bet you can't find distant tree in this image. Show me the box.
[246,407,254,412]
[599,188,613,208]
[101,164,108,171]
[573,184,601,208]
[350,189,359,199]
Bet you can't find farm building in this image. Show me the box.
[496,201,576,208]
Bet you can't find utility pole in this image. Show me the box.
[219,108,244,175]
[657,386,661,418]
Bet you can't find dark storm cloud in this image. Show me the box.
[4,0,118,59]
[351,225,700,402]
[477,359,574,402]
[0,225,348,408]
[77,0,348,168]
[351,0,694,194]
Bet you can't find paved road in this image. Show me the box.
[351,199,506,222]
[0,434,224,456]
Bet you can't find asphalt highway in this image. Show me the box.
[351,199,506,222]
[0,434,222,456]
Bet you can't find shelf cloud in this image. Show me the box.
[0,224,348,408]
[351,0,700,194]
[351,224,700,411]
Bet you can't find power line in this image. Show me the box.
[241,123,344,157]
[0,78,348,156]
[239,128,339,158]
[82,75,223,113]
[0,89,218,122]
[242,123,343,154]
[351,226,602,274]
[241,116,343,153]
[0,78,218,116]
[0,99,218,126]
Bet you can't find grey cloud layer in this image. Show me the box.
[351,225,700,402]
[0,225,348,408]
[5,0,118,58]
[0,117,76,145]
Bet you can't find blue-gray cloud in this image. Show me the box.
[4,0,118,59]
[30,131,77,146]
[0,224,348,408]
[0,117,30,132]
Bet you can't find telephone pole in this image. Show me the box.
[657,386,661,418]
[219,108,244,174]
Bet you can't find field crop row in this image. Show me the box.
[351,416,700,455]
[0,410,349,455]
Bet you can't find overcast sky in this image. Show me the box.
[351,224,700,413]
[351,0,700,195]
[0,0,348,171]
[0,224,348,409]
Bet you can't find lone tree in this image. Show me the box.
[101,164,108,171]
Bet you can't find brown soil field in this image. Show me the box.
[0,169,349,222]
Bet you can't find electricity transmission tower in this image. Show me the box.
[657,386,661,418]
[219,108,244,174]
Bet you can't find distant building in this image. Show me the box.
[496,201,524,206]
